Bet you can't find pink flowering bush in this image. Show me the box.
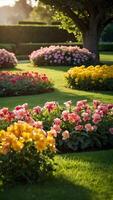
[0,100,113,152]
[0,49,17,68]
[0,71,53,97]
[29,46,95,66]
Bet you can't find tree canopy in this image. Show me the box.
[39,0,113,62]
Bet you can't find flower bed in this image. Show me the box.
[29,46,95,66]
[0,71,53,97]
[0,121,55,186]
[65,65,113,91]
[0,100,113,153]
[0,49,17,68]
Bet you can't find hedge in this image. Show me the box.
[0,25,75,44]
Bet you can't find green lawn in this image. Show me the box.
[0,52,113,199]
[1,150,113,200]
[0,52,113,109]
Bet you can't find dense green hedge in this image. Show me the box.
[101,23,113,42]
[0,25,75,44]
[18,21,47,25]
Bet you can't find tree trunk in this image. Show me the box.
[82,24,101,64]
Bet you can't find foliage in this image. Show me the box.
[29,46,95,66]
[0,122,55,186]
[29,2,54,24]
[101,23,113,42]
[0,49,17,68]
[0,71,53,97]
[53,11,82,42]
[40,0,113,62]
[0,25,74,44]
[0,100,113,153]
[65,65,113,91]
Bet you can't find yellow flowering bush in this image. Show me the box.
[65,65,113,91]
[0,122,56,186]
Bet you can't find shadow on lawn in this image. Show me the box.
[38,65,70,72]
[0,176,93,200]
[0,87,112,109]
[63,149,113,167]
[0,67,22,72]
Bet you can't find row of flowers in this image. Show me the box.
[0,99,113,185]
[0,46,95,69]
[0,100,113,151]
[65,65,113,91]
[0,71,53,97]
[29,45,95,66]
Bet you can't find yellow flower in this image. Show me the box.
[11,140,24,151]
[35,138,47,152]
[0,122,56,154]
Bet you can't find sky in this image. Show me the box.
[0,0,36,7]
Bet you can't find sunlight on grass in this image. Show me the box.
[0,52,113,200]
[0,150,113,200]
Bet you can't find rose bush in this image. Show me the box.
[29,46,95,66]
[0,71,53,97]
[0,100,113,153]
[0,121,56,186]
[0,49,17,68]
[65,65,113,91]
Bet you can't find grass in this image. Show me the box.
[1,149,113,200]
[0,52,113,109]
[0,52,113,199]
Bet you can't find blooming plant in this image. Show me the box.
[0,71,53,97]
[29,46,95,66]
[65,65,113,91]
[0,100,113,153]
[0,49,17,68]
[0,122,56,186]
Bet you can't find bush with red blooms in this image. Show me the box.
[0,71,53,97]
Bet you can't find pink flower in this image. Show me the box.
[68,113,81,124]
[61,110,69,121]
[92,113,102,124]
[52,124,61,133]
[109,128,113,134]
[77,100,87,108]
[82,112,90,122]
[54,118,62,126]
[62,130,70,140]
[93,100,101,109]
[44,101,58,112]
[33,121,43,129]
[75,125,83,131]
[33,106,42,114]
[85,123,94,132]
[49,129,57,137]
[64,100,72,109]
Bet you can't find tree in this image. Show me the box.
[29,2,54,23]
[38,0,113,62]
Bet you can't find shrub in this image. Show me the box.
[0,100,113,153]
[0,71,53,97]
[65,65,113,91]
[0,49,17,68]
[0,121,56,186]
[29,46,95,66]
[0,25,75,44]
